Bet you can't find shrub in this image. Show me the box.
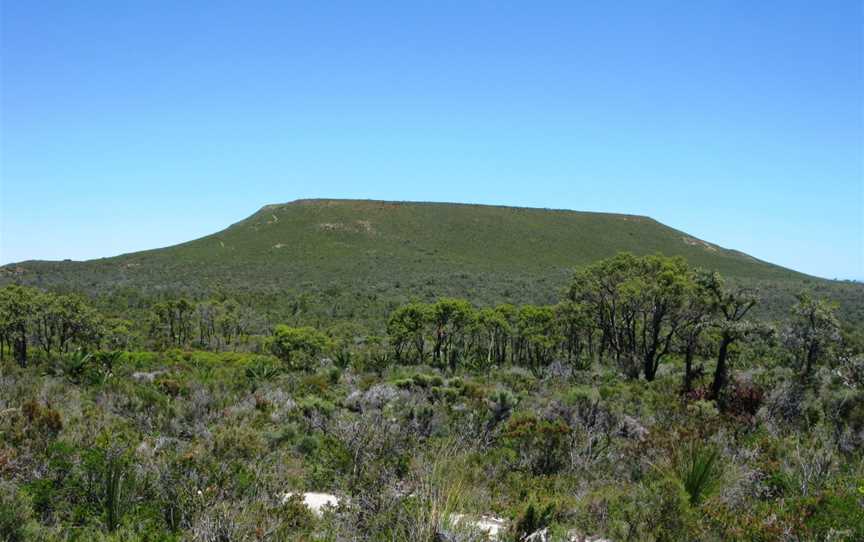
[724,378,764,418]
[801,491,864,540]
[21,399,63,437]
[510,498,558,541]
[0,481,38,542]
[269,325,331,371]
[486,389,518,430]
[276,493,317,534]
[502,414,571,475]
[594,478,695,542]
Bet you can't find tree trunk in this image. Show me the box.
[683,340,695,393]
[643,346,658,381]
[711,334,732,400]
[14,335,27,368]
[804,341,818,377]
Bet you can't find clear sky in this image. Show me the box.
[1,1,862,280]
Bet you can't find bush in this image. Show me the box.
[0,481,38,542]
[269,325,332,371]
[510,498,558,541]
[597,477,695,542]
[502,413,571,475]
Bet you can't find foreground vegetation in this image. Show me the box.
[1,253,863,540]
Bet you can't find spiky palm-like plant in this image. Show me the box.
[105,453,126,532]
[678,442,722,505]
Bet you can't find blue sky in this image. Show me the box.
[1,1,861,280]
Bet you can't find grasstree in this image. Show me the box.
[104,449,127,532]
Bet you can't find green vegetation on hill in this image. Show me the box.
[6,199,860,330]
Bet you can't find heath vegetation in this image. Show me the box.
[1,252,863,541]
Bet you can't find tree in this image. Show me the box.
[195,300,220,349]
[386,303,429,363]
[677,270,715,393]
[269,325,331,370]
[630,255,694,381]
[0,285,37,367]
[33,293,102,355]
[701,273,760,401]
[429,298,474,371]
[555,300,594,370]
[569,253,642,377]
[475,306,511,367]
[569,253,696,380]
[103,318,134,351]
[515,305,559,375]
[149,298,194,348]
[785,292,841,377]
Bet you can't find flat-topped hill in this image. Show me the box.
[3,199,860,323]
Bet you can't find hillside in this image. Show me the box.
[2,199,860,322]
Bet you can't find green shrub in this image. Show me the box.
[501,413,570,475]
[594,478,695,542]
[269,325,332,371]
[394,378,414,390]
[412,373,432,388]
[0,481,38,542]
[510,498,558,541]
[802,491,864,540]
[276,493,317,535]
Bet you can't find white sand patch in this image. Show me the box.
[282,492,341,516]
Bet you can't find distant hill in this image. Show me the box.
[2,199,861,323]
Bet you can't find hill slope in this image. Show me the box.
[2,199,859,321]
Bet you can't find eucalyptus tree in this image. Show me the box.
[515,305,559,375]
[32,293,102,356]
[495,303,519,365]
[217,299,245,348]
[569,253,696,380]
[785,292,841,377]
[386,302,429,363]
[555,300,594,370]
[475,306,511,366]
[149,298,195,348]
[631,255,695,381]
[677,270,716,392]
[429,298,474,370]
[195,300,221,349]
[569,253,643,377]
[700,273,760,400]
[0,284,36,366]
